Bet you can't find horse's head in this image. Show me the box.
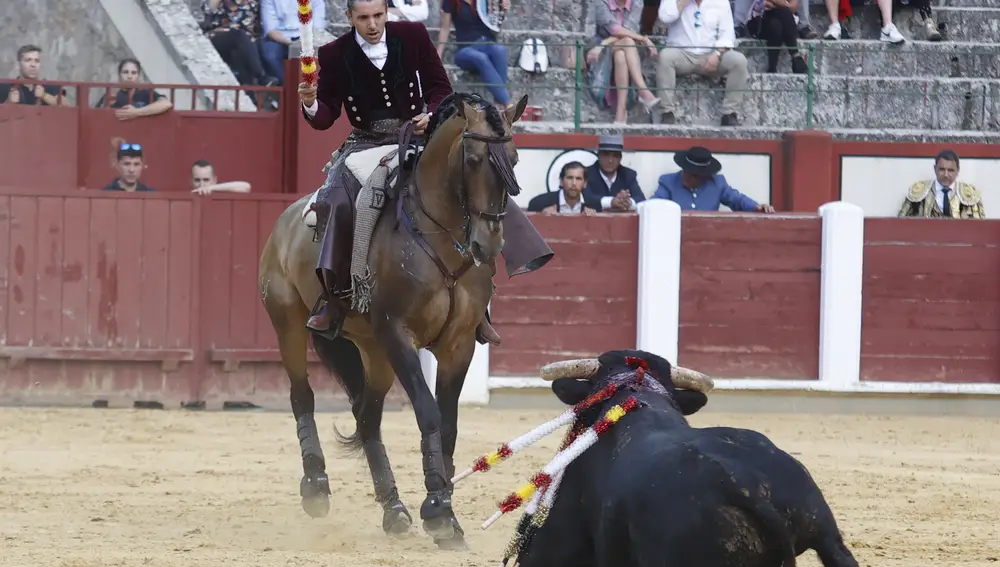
[439,92,528,265]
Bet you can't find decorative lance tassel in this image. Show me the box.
[482,396,640,529]
[297,0,319,85]
[452,382,623,484]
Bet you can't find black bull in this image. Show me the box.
[513,349,860,567]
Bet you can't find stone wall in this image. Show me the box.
[1,0,134,84]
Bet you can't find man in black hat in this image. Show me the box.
[582,134,647,212]
[651,146,774,212]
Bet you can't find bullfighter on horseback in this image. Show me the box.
[298,0,547,342]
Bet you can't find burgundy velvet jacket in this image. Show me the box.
[304,21,453,131]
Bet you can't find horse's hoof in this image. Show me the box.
[420,491,456,539]
[434,518,468,551]
[300,473,331,519]
[422,516,456,541]
[382,502,413,536]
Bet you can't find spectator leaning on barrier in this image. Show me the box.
[96,58,173,120]
[260,0,327,85]
[437,0,515,112]
[582,135,646,212]
[0,45,70,106]
[527,161,602,215]
[655,0,749,126]
[190,159,253,195]
[653,146,775,212]
[734,0,809,74]
[897,150,984,219]
[587,0,662,124]
[104,143,156,192]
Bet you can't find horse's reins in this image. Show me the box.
[394,115,519,348]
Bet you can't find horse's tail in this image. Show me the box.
[310,333,366,456]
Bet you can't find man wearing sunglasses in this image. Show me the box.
[103,143,156,192]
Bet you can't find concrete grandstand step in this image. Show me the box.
[740,39,1000,79]
[809,5,1000,43]
[938,0,1000,7]
[447,65,1000,130]
[514,120,1000,144]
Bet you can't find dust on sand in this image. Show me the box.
[1,407,999,566]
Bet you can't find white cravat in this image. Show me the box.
[303,29,389,116]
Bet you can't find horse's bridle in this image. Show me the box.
[407,124,520,258]
[395,118,520,349]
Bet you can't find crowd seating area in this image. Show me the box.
[4,0,998,140]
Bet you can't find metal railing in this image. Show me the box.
[439,40,1000,132]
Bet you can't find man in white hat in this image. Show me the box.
[582,134,647,212]
[652,146,775,212]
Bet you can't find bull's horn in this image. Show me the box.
[670,366,715,394]
[539,359,600,381]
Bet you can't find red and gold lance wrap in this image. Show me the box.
[297,0,318,85]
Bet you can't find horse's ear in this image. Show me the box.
[504,94,529,125]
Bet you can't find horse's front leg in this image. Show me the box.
[430,335,478,550]
[373,318,457,545]
[261,287,331,519]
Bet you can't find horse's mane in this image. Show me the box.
[426,91,506,141]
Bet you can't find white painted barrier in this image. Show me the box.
[463,202,1000,405]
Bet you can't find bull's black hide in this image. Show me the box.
[516,349,859,567]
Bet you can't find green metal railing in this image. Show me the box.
[440,39,1000,133]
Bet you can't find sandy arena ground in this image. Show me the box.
[1,406,999,567]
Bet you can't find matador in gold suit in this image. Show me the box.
[897,180,985,219]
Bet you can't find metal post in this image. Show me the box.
[805,43,815,129]
[574,40,583,132]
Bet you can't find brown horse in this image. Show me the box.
[258,92,549,550]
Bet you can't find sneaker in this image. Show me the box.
[881,23,906,44]
[823,22,841,40]
[924,18,942,41]
[799,25,818,39]
[720,113,740,126]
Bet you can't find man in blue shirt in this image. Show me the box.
[260,0,327,84]
[652,146,775,212]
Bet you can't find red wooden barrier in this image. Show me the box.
[491,214,640,375]
[678,214,822,379]
[861,219,1000,383]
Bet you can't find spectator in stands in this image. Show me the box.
[894,0,941,41]
[104,143,155,192]
[202,0,279,104]
[0,45,70,106]
[822,0,904,43]
[734,0,817,39]
[652,146,774,212]
[655,0,749,126]
[388,0,430,22]
[735,0,809,74]
[436,0,515,112]
[190,159,253,194]
[260,0,327,85]
[898,150,984,218]
[582,135,646,212]
[527,161,601,215]
[587,0,662,124]
[95,59,174,120]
